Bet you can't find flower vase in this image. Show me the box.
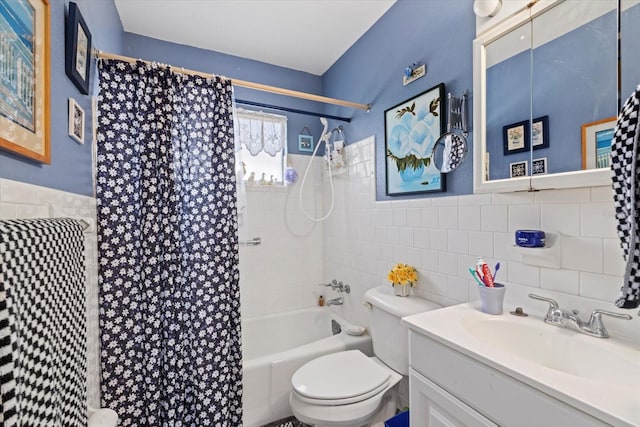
[394,284,410,297]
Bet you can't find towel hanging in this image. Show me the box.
[0,218,87,426]
[611,84,640,309]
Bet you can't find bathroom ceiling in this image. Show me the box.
[113,0,397,75]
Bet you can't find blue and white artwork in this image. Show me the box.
[385,83,445,195]
[0,0,35,131]
[595,127,614,168]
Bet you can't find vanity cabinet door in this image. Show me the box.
[409,368,497,427]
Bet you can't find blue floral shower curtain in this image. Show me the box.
[95,60,242,426]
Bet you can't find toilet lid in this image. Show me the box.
[291,350,391,404]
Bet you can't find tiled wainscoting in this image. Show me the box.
[322,137,638,342]
[239,154,324,319]
[0,178,101,407]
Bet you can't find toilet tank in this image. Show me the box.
[364,286,441,375]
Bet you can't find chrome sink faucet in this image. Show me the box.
[529,294,632,338]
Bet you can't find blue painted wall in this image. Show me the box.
[123,33,326,158]
[0,0,123,196]
[322,0,476,200]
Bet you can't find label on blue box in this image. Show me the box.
[515,230,545,247]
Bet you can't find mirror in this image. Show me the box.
[473,0,639,193]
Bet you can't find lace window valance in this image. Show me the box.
[236,109,287,157]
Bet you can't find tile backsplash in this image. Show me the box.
[322,137,637,342]
[0,178,101,407]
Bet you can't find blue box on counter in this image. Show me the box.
[515,230,545,248]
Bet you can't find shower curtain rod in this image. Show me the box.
[94,50,372,112]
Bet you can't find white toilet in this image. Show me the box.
[289,286,441,426]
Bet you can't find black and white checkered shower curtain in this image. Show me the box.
[0,218,87,427]
[96,59,242,426]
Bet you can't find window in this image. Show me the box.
[235,109,287,186]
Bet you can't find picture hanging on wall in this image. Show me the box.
[532,157,547,175]
[531,115,549,150]
[298,135,314,152]
[384,83,446,196]
[68,98,85,144]
[581,117,616,169]
[65,2,92,94]
[509,160,528,178]
[503,119,530,155]
[0,0,50,163]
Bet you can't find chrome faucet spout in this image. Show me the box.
[529,294,632,338]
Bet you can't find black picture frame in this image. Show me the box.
[65,2,92,94]
[532,115,550,150]
[503,119,530,155]
[384,83,446,196]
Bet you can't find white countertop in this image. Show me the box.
[402,302,640,427]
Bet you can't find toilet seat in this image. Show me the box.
[291,350,391,405]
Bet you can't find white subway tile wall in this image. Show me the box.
[323,137,630,331]
[0,178,100,407]
[239,154,325,319]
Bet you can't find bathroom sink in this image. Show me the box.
[460,317,640,385]
[402,303,640,427]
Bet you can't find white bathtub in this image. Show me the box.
[242,307,373,427]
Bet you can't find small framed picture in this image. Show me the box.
[532,157,548,175]
[65,2,92,94]
[503,120,530,155]
[509,160,528,178]
[532,116,549,150]
[68,98,85,144]
[581,117,616,169]
[298,134,314,152]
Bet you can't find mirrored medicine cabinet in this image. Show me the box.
[473,0,640,193]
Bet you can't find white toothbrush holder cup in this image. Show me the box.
[477,283,506,315]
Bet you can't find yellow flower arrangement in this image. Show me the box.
[387,263,418,287]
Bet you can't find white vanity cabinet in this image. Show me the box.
[407,330,608,427]
[409,367,496,427]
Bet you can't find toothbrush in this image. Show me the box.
[468,268,486,286]
[493,262,501,281]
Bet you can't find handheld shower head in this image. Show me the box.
[320,117,328,127]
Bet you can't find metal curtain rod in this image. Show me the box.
[94,50,372,112]
[235,99,351,123]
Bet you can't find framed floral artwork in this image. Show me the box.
[531,115,549,150]
[0,0,50,163]
[503,119,530,155]
[384,83,445,195]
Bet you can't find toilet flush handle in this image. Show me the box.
[362,301,373,309]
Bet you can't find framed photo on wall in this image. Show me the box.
[532,115,549,150]
[65,2,92,94]
[68,98,85,144]
[384,83,446,195]
[503,120,530,155]
[581,117,616,169]
[0,0,50,163]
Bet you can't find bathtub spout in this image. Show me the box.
[327,297,344,306]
